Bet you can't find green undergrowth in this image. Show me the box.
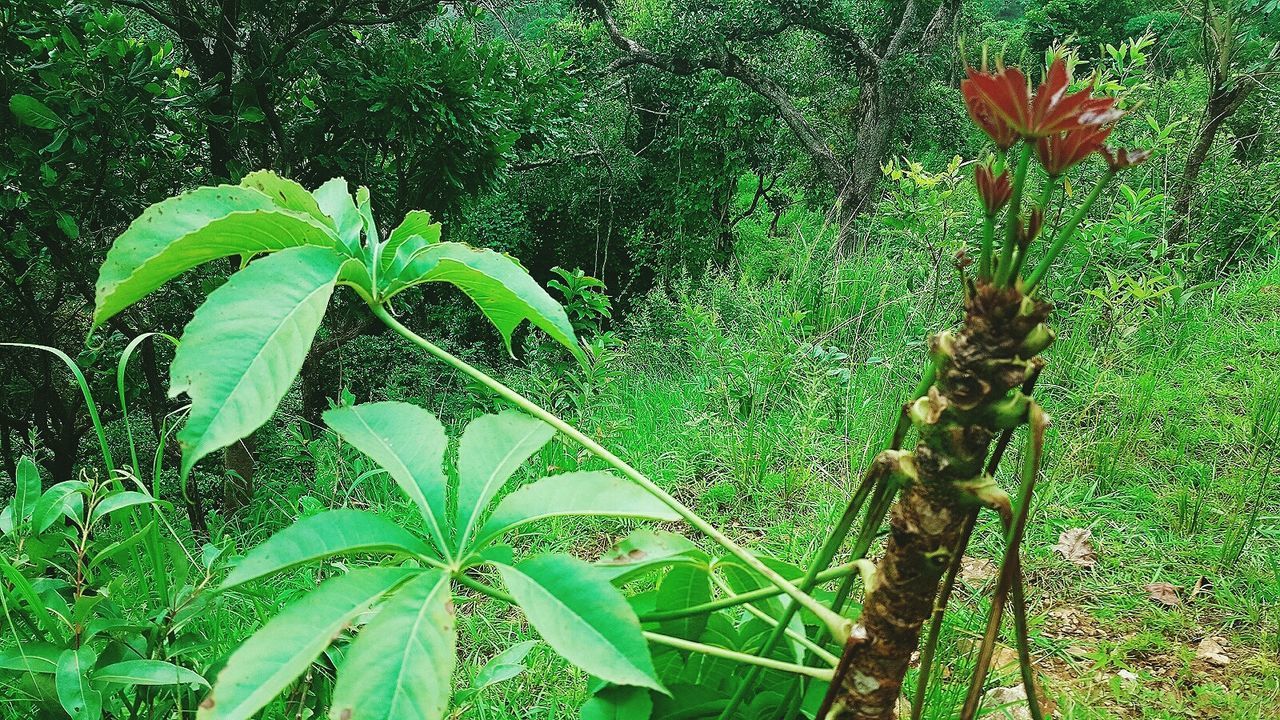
[130,213,1279,720]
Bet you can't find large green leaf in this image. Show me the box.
[56,647,101,720]
[0,642,60,673]
[239,171,334,230]
[323,403,451,554]
[381,210,439,272]
[94,185,338,326]
[595,529,704,585]
[496,554,663,692]
[455,411,555,549]
[476,471,679,547]
[312,178,362,255]
[170,245,344,478]
[93,660,207,687]
[31,481,88,534]
[198,567,417,720]
[654,564,713,640]
[9,94,61,129]
[221,509,433,590]
[329,570,455,720]
[383,242,582,360]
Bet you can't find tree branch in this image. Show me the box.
[586,0,849,187]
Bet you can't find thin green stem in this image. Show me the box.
[1024,171,1114,292]
[734,365,935,720]
[1009,181,1058,282]
[979,214,996,281]
[996,144,1034,286]
[643,631,835,681]
[710,574,841,667]
[372,305,848,640]
[1010,560,1045,720]
[960,404,1046,720]
[637,562,866,623]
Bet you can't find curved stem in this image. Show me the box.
[638,561,867,623]
[959,403,1047,720]
[372,305,848,640]
[643,631,835,681]
[711,571,860,668]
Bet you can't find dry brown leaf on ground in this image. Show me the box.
[1190,576,1213,600]
[1053,528,1098,567]
[1195,637,1231,666]
[961,556,998,584]
[1144,582,1181,607]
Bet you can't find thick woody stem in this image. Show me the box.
[819,283,1053,719]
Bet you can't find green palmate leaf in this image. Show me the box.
[56,648,101,720]
[477,471,680,546]
[9,94,61,129]
[580,685,654,720]
[94,185,338,326]
[312,178,362,255]
[93,660,208,687]
[239,171,334,230]
[323,403,450,554]
[455,412,555,549]
[198,567,418,720]
[170,245,344,478]
[496,554,663,692]
[383,242,582,360]
[329,570,455,720]
[13,457,41,529]
[596,529,703,584]
[88,491,157,524]
[382,211,440,272]
[655,564,713,640]
[220,509,433,590]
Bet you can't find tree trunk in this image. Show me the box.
[207,0,240,179]
[1169,85,1253,245]
[820,282,1053,719]
[833,76,892,253]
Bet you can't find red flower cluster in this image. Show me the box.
[963,59,1120,142]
